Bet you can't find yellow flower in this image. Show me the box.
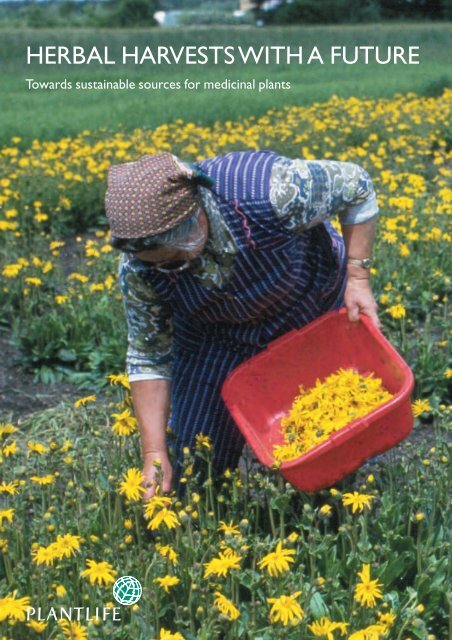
[27,620,48,632]
[89,282,104,292]
[378,610,396,628]
[49,241,65,251]
[388,196,414,211]
[213,591,240,620]
[32,544,59,566]
[426,227,442,241]
[0,509,15,526]
[382,231,397,244]
[319,504,332,516]
[80,559,117,586]
[267,591,304,626]
[55,584,68,598]
[54,533,82,559]
[108,373,131,389]
[32,533,82,566]
[0,219,18,231]
[195,433,212,449]
[0,590,32,622]
[118,468,145,502]
[257,541,295,577]
[59,196,72,209]
[111,407,137,436]
[155,629,185,640]
[27,441,49,455]
[68,273,89,283]
[217,520,240,536]
[158,545,179,564]
[204,549,242,578]
[0,481,20,495]
[411,399,432,417]
[144,493,173,517]
[2,441,18,456]
[399,243,410,257]
[30,474,56,485]
[24,276,42,286]
[342,492,375,514]
[354,564,383,607]
[348,624,387,640]
[60,440,74,453]
[308,617,348,638]
[74,395,96,408]
[58,619,89,639]
[154,575,180,593]
[147,508,180,531]
[274,369,393,461]
[0,423,17,437]
[387,304,406,319]
[2,263,23,277]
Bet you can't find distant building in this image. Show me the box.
[240,0,256,9]
[239,0,283,10]
[154,10,182,26]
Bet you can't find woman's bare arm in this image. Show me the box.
[341,216,381,329]
[130,378,173,499]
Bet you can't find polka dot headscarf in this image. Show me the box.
[105,152,214,239]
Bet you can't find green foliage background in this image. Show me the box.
[0,23,450,146]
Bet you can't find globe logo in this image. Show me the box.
[113,576,142,606]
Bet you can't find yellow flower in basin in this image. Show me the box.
[273,369,393,462]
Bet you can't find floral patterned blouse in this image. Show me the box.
[118,157,379,382]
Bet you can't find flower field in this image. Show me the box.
[0,90,451,639]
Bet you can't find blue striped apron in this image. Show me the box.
[146,151,347,491]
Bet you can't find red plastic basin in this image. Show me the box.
[222,308,415,492]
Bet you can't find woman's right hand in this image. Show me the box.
[130,378,172,501]
[142,450,173,500]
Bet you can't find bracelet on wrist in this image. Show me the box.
[346,257,373,269]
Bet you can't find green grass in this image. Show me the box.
[1,22,450,146]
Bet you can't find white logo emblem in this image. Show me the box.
[113,576,142,606]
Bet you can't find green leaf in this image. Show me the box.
[381,550,414,586]
[239,569,261,590]
[96,472,110,491]
[310,591,330,619]
[57,347,77,362]
[39,365,55,384]
[409,620,428,639]
[383,591,400,611]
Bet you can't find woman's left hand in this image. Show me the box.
[344,276,381,329]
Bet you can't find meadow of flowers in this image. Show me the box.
[0,89,451,639]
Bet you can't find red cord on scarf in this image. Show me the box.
[233,200,256,250]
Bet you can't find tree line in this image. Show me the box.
[2,0,450,29]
